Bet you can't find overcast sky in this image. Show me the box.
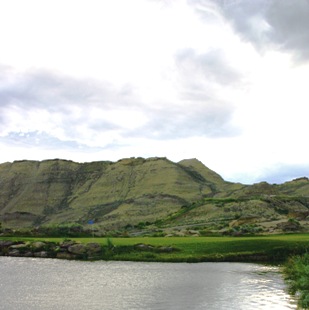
[1,0,309,184]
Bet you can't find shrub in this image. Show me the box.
[106,238,114,249]
[284,253,309,308]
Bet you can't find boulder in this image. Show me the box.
[86,243,101,254]
[135,244,154,251]
[68,243,87,255]
[33,251,48,258]
[7,249,20,256]
[10,243,28,249]
[31,241,46,250]
[56,252,76,260]
[60,240,76,249]
[0,240,14,248]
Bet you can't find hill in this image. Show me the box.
[0,157,309,236]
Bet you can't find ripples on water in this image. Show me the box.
[0,257,297,310]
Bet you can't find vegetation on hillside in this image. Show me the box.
[0,157,309,237]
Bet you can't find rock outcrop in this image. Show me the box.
[0,239,178,260]
[0,240,103,260]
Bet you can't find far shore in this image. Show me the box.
[1,233,309,263]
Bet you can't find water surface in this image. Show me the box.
[0,257,297,309]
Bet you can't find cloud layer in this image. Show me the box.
[217,0,309,62]
[0,60,238,144]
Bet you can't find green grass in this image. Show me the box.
[284,253,309,308]
[2,233,309,262]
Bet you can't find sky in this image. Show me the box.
[1,0,309,184]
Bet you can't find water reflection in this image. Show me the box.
[0,258,297,310]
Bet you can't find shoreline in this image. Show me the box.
[1,234,309,263]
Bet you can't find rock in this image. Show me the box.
[68,243,87,255]
[7,249,20,256]
[135,244,154,251]
[31,241,46,250]
[33,251,48,258]
[10,243,27,249]
[0,240,14,248]
[60,240,76,249]
[56,252,76,259]
[86,243,101,254]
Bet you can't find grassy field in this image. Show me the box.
[2,234,309,263]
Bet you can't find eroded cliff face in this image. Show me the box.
[0,157,227,229]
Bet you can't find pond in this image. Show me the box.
[0,257,297,309]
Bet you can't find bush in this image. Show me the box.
[38,223,84,237]
[284,253,309,308]
[106,238,114,249]
[227,224,263,235]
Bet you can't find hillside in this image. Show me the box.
[0,157,309,236]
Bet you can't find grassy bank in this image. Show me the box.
[2,233,309,263]
[284,253,309,309]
